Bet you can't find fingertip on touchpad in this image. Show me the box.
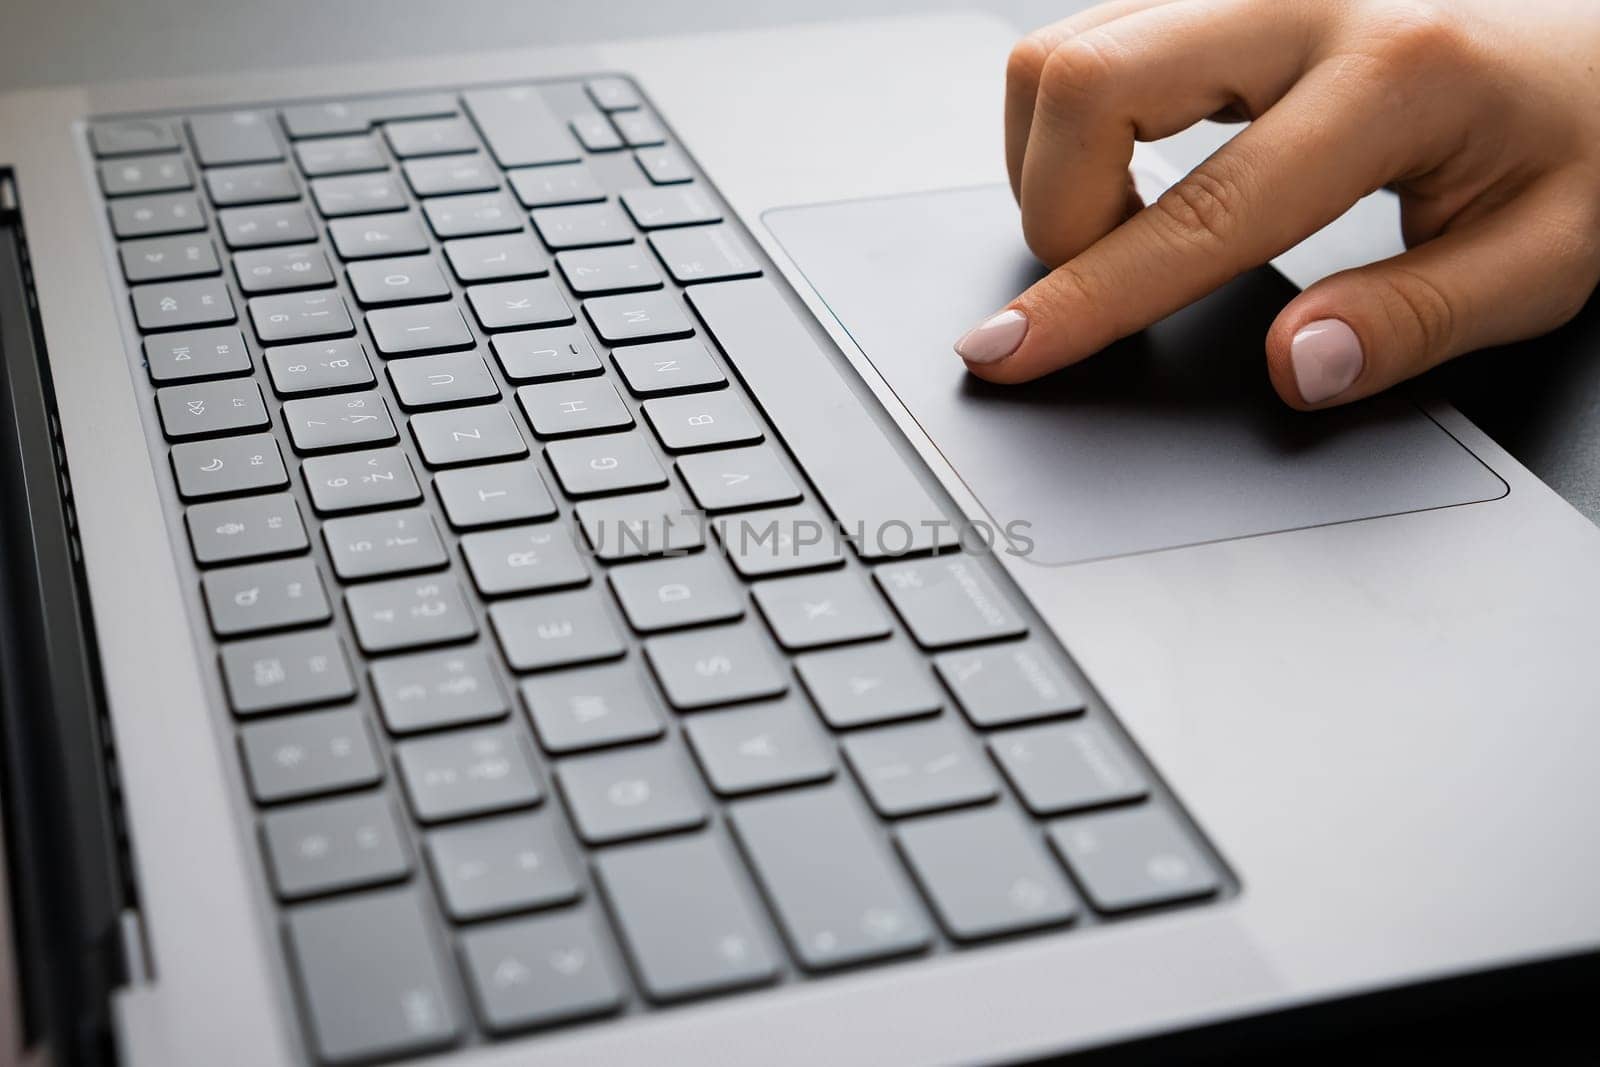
[764,185,1506,566]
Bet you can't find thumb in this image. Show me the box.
[1267,186,1600,409]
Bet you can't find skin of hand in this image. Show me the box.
[954,0,1600,409]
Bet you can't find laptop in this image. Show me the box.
[2,11,1598,1066]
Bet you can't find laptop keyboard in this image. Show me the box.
[87,78,1228,1063]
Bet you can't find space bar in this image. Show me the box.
[687,279,956,559]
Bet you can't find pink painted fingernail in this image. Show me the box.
[954,309,1029,364]
[1291,319,1364,404]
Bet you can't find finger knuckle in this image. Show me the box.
[1006,34,1053,94]
[1364,0,1473,69]
[1380,266,1457,357]
[1152,165,1246,254]
[1033,261,1119,346]
[1035,34,1120,117]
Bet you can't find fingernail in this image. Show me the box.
[954,308,1029,364]
[1291,318,1364,404]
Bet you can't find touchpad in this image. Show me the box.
[765,186,1505,565]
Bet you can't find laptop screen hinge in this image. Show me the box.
[0,167,140,1066]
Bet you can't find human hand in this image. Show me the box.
[955,0,1600,408]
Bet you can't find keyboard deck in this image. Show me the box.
[87,78,1230,1064]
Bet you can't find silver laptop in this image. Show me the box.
[2,12,1598,1066]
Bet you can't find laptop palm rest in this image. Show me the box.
[765,185,1507,565]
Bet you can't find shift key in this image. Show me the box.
[286,889,460,1063]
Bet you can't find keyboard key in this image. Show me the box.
[188,111,281,166]
[713,503,846,578]
[621,186,720,230]
[302,446,422,514]
[99,154,191,197]
[752,572,893,650]
[676,445,800,512]
[489,589,625,671]
[264,338,375,396]
[205,162,299,206]
[585,77,641,112]
[608,554,744,633]
[285,889,459,1063]
[396,725,542,823]
[345,576,478,653]
[490,325,601,382]
[221,630,357,716]
[328,211,431,259]
[612,111,666,148]
[462,87,582,167]
[202,557,330,636]
[156,379,268,440]
[583,291,695,345]
[434,461,557,529]
[543,431,666,497]
[170,433,288,500]
[249,290,354,344]
[459,912,623,1033]
[186,492,307,564]
[132,277,234,332]
[842,718,999,817]
[874,557,1028,649]
[520,662,664,754]
[466,279,574,332]
[311,171,408,217]
[460,523,589,597]
[989,721,1147,816]
[594,834,778,1002]
[294,135,386,177]
[402,153,500,197]
[371,648,508,734]
[649,225,763,285]
[795,641,943,729]
[346,254,450,306]
[556,745,707,844]
[611,338,725,396]
[427,811,580,920]
[896,808,1077,941]
[90,118,179,157]
[517,378,631,438]
[282,393,397,452]
[729,786,931,970]
[367,303,473,355]
[219,203,316,249]
[387,352,500,410]
[262,792,410,899]
[444,232,550,283]
[643,623,786,710]
[240,707,382,803]
[575,488,704,561]
[385,117,479,158]
[556,245,664,295]
[643,391,762,452]
[531,202,632,250]
[109,192,205,238]
[689,280,956,558]
[634,146,693,185]
[410,406,528,467]
[683,696,836,796]
[322,508,448,580]
[283,93,458,138]
[507,162,605,209]
[144,325,251,383]
[118,234,219,284]
[1047,807,1221,913]
[935,641,1087,728]
[424,191,521,238]
[570,112,623,151]
[233,245,334,294]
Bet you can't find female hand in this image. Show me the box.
[955,0,1600,408]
